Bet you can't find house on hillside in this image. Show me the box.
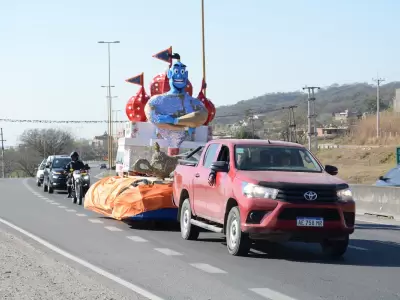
[92,132,110,147]
[332,109,362,123]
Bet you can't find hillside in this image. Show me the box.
[213,82,400,125]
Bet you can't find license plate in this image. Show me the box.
[296,217,324,227]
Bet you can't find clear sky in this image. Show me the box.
[1,0,400,145]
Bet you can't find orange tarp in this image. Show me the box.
[84,176,176,220]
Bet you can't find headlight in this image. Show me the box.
[83,175,89,180]
[242,183,279,199]
[52,175,59,179]
[337,188,353,202]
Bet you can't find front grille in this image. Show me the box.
[276,188,338,203]
[278,208,341,221]
[258,182,348,204]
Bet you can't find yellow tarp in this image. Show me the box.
[84,176,176,220]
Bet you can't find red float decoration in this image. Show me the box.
[150,72,193,97]
[197,80,216,125]
[125,86,150,122]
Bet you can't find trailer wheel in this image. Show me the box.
[180,199,199,240]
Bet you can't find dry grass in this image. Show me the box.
[316,147,397,184]
[345,111,400,145]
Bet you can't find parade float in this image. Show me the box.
[84,47,216,221]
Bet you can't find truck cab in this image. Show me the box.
[173,139,355,258]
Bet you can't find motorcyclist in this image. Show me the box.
[65,151,86,198]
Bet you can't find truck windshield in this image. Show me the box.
[235,145,322,172]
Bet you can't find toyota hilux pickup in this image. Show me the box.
[173,139,355,257]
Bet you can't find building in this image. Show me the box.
[92,132,110,147]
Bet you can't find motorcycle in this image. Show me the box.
[68,164,91,205]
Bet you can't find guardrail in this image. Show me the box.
[350,184,400,219]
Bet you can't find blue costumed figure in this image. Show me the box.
[144,53,209,156]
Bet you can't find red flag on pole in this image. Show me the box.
[125,73,144,86]
[152,47,172,64]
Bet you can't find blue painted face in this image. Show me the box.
[167,62,188,92]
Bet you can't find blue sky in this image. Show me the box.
[1,0,400,145]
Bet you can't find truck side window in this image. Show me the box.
[217,145,230,163]
[203,144,220,168]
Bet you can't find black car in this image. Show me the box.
[43,155,71,194]
[100,163,107,169]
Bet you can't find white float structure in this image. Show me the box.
[115,121,211,175]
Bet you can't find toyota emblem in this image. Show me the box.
[304,191,318,201]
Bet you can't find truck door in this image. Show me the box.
[205,145,231,222]
[192,143,220,218]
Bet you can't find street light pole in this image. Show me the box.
[201,0,206,98]
[113,109,121,139]
[98,41,120,169]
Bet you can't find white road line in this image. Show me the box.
[58,206,67,209]
[190,263,227,274]
[349,245,368,251]
[46,200,53,203]
[51,202,59,205]
[127,236,148,243]
[154,248,182,256]
[88,219,104,224]
[249,288,297,300]
[76,213,87,217]
[0,217,164,300]
[66,209,77,212]
[104,226,123,232]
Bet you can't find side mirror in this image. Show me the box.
[325,164,338,176]
[379,176,388,181]
[210,161,229,173]
[46,163,51,168]
[84,164,90,170]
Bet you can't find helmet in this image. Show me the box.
[70,151,79,161]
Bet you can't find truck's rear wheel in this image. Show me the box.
[226,206,250,256]
[180,199,199,240]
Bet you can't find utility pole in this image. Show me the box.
[303,86,320,151]
[287,105,298,143]
[373,76,385,138]
[1,128,6,178]
[98,40,120,169]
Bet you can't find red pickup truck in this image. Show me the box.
[173,139,355,257]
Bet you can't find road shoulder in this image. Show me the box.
[0,224,142,300]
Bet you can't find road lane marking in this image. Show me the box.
[66,209,77,212]
[88,219,103,224]
[249,288,297,300]
[46,200,53,203]
[349,245,368,251]
[76,213,87,217]
[58,206,67,209]
[105,226,123,232]
[154,248,182,256]
[190,263,227,274]
[127,236,148,243]
[51,202,59,205]
[0,217,164,300]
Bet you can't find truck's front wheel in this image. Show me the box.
[226,207,250,256]
[180,199,199,240]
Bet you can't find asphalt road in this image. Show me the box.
[1,171,400,300]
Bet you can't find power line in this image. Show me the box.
[0,119,125,124]
[373,76,385,138]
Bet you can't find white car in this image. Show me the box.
[36,159,47,187]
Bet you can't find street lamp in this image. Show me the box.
[98,41,120,168]
[201,0,206,97]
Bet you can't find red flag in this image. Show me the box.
[125,73,144,86]
[152,47,172,64]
